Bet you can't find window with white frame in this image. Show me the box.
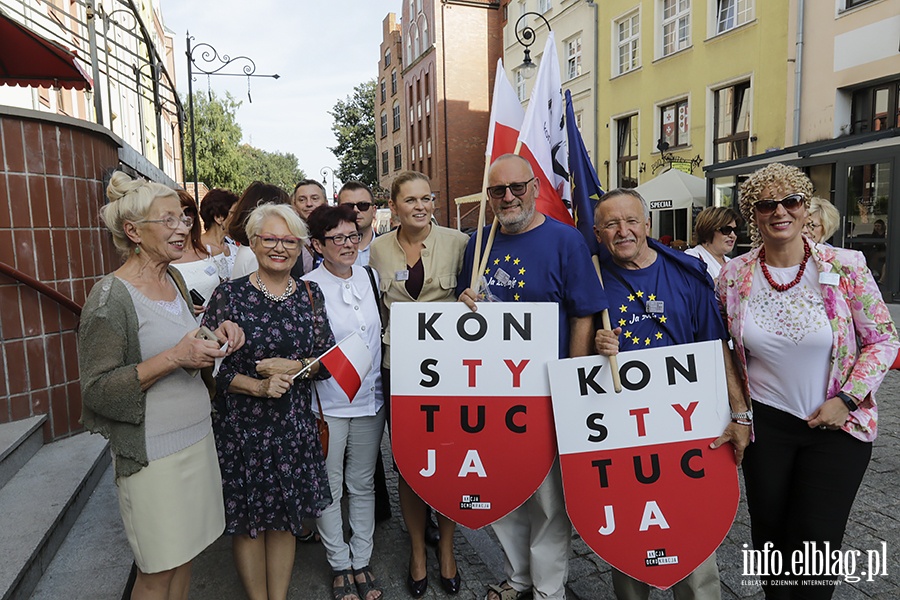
[393,102,401,131]
[380,79,386,104]
[391,70,397,95]
[384,49,392,67]
[566,35,582,80]
[715,0,752,35]
[382,151,389,176]
[516,69,527,102]
[616,11,640,76]
[539,0,551,12]
[713,81,751,162]
[575,111,583,131]
[661,0,690,56]
[380,111,388,138]
[843,0,876,8]
[394,144,403,170]
[421,17,429,48]
[413,26,420,58]
[660,98,689,148]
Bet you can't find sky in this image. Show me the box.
[159,0,400,186]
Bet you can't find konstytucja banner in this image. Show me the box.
[548,340,740,590]
[390,302,559,529]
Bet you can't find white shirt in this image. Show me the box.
[354,229,376,267]
[684,244,729,280]
[743,260,832,419]
[230,245,258,280]
[304,264,384,418]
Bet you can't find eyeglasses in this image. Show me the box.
[254,235,301,250]
[805,221,822,230]
[487,178,536,200]
[717,225,738,236]
[342,201,373,212]
[138,215,193,229]
[323,232,362,246]
[753,193,806,215]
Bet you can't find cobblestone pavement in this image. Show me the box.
[189,372,900,599]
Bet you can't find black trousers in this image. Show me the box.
[742,402,872,600]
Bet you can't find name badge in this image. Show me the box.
[204,264,218,277]
[818,272,840,286]
[646,300,665,314]
[395,270,409,281]
[494,268,511,285]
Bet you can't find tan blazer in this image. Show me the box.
[369,224,469,368]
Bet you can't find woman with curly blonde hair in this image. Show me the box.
[717,162,899,598]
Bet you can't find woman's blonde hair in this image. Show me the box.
[100,171,178,257]
[245,204,308,244]
[738,163,813,247]
[808,196,840,242]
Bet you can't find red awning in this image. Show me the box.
[0,10,92,91]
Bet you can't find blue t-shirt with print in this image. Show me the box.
[600,249,727,350]
[458,217,608,358]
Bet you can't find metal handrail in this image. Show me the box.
[0,261,82,316]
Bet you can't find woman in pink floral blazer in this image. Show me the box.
[716,163,898,599]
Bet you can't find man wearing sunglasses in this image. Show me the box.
[592,188,750,600]
[338,182,378,267]
[458,154,608,600]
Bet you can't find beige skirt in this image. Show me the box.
[116,433,225,573]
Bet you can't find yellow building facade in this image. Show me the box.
[595,0,793,232]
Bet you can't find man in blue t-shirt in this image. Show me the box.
[459,154,607,600]
[593,187,751,600]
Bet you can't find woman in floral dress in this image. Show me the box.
[203,203,335,600]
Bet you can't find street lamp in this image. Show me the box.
[186,34,280,197]
[515,12,552,79]
[320,166,338,203]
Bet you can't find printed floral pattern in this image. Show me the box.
[203,277,335,537]
[717,243,899,441]
[748,283,829,345]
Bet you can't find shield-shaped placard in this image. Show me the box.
[548,340,739,589]
[391,302,559,529]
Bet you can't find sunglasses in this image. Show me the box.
[717,225,738,236]
[343,201,373,212]
[753,193,806,215]
[487,178,536,199]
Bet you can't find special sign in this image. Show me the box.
[547,341,739,589]
[391,303,559,529]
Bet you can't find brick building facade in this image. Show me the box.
[399,0,501,229]
[376,14,407,194]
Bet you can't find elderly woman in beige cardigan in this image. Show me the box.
[79,171,243,600]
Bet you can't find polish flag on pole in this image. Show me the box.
[486,58,524,160]
[295,332,372,402]
[517,32,573,226]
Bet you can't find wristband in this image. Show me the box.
[730,409,753,422]
[731,418,752,426]
[837,392,858,412]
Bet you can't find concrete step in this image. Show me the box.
[0,416,46,490]
[28,465,132,600]
[0,431,109,600]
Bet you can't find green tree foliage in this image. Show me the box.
[238,145,305,192]
[329,80,377,186]
[183,91,305,195]
[183,91,244,192]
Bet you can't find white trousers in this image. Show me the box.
[611,554,721,600]
[316,407,387,571]
[492,459,571,600]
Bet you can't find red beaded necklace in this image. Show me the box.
[759,239,812,292]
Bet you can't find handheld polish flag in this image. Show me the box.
[517,32,573,226]
[486,58,525,160]
[294,332,372,401]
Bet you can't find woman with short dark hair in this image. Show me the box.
[199,188,240,280]
[685,206,740,280]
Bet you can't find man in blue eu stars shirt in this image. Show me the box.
[593,187,751,600]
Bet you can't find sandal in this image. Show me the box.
[352,566,383,600]
[298,526,321,543]
[485,581,529,600]
[333,570,360,600]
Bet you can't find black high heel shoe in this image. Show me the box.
[436,546,462,595]
[406,571,428,598]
